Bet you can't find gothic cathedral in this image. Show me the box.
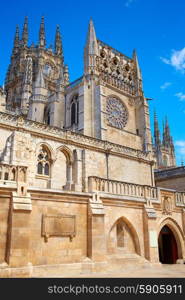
[0,18,184,277]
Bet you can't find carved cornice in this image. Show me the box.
[0,111,151,163]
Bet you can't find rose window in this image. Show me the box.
[106,97,128,129]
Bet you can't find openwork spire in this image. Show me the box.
[13,25,20,54]
[163,116,174,148]
[55,25,63,56]
[39,16,46,47]
[22,16,28,46]
[154,110,161,147]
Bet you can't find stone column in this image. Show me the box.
[143,200,160,264]
[182,209,185,236]
[5,167,32,268]
[7,204,32,268]
[71,150,82,192]
[87,193,106,262]
[65,163,73,190]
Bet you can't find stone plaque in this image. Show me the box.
[42,214,76,242]
[145,207,157,219]
[149,230,158,248]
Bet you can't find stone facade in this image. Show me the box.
[0,18,184,277]
[155,166,185,192]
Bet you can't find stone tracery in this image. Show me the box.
[106,97,128,129]
[96,42,137,95]
[37,145,51,176]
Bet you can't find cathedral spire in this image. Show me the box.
[39,16,46,48]
[133,49,142,81]
[13,25,20,54]
[154,111,161,147]
[22,16,28,46]
[133,49,143,95]
[163,116,170,147]
[86,19,98,55]
[84,19,98,75]
[55,25,63,56]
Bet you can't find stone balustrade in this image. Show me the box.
[88,176,185,207]
[88,176,158,200]
[175,192,185,206]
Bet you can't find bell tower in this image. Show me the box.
[82,19,152,151]
[4,17,68,128]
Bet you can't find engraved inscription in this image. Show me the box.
[42,214,76,242]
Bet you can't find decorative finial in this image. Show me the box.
[13,25,20,54]
[39,16,46,48]
[55,25,63,56]
[22,16,28,46]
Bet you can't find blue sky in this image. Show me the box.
[0,0,185,165]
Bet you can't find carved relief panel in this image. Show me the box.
[42,214,76,242]
[162,196,173,215]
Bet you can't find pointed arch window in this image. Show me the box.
[37,145,51,176]
[44,106,51,125]
[70,94,79,126]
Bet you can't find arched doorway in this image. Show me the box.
[158,225,178,264]
[108,217,141,255]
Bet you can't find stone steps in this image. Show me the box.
[107,253,150,271]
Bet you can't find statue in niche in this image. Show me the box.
[117,221,125,247]
[163,196,172,215]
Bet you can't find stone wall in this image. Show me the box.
[0,113,153,192]
[0,186,185,275]
[0,189,11,264]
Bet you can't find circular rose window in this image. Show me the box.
[106,97,128,129]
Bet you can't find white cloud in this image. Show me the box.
[175,92,185,101]
[175,140,185,155]
[175,141,185,147]
[160,82,171,90]
[160,48,185,72]
[160,57,170,65]
[125,0,135,7]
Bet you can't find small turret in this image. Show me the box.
[132,49,143,95]
[12,25,20,55]
[154,111,161,148]
[39,16,46,48]
[55,25,63,56]
[21,16,28,47]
